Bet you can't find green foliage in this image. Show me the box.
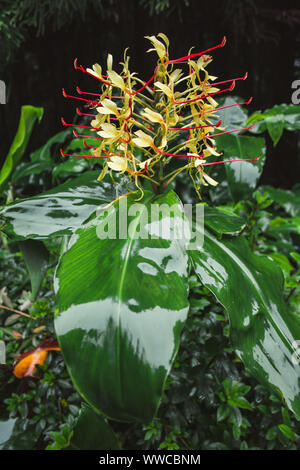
[0,106,43,194]
[0,99,300,449]
[247,104,300,146]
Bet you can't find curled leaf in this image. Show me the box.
[13,338,60,379]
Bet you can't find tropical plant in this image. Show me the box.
[0,33,299,449]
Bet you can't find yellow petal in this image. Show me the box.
[107,53,113,71]
[91,115,104,128]
[201,170,219,186]
[107,70,125,90]
[97,99,118,115]
[157,33,169,48]
[169,69,183,83]
[141,107,164,124]
[98,123,119,139]
[145,35,166,60]
[189,154,206,166]
[86,63,102,79]
[132,130,154,148]
[205,142,221,156]
[154,82,172,98]
[139,158,153,169]
[107,156,127,172]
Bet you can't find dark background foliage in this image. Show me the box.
[0,0,299,186]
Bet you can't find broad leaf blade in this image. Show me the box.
[190,218,300,419]
[203,205,246,235]
[216,133,266,202]
[69,405,120,450]
[248,103,300,145]
[54,190,189,423]
[0,105,44,193]
[0,171,115,241]
[19,240,49,299]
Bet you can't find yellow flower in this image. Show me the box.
[62,33,258,197]
[107,156,127,172]
[132,130,154,148]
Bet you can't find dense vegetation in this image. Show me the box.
[0,0,299,451]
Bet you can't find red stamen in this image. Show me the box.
[201,156,261,166]
[76,108,96,117]
[76,86,124,100]
[76,108,118,121]
[208,72,247,87]
[61,117,100,131]
[126,70,158,96]
[60,148,109,159]
[74,58,111,86]
[204,97,253,114]
[74,58,156,97]
[76,86,101,97]
[62,88,99,105]
[169,120,222,131]
[135,162,148,175]
[154,147,205,159]
[172,81,235,106]
[168,36,226,64]
[83,140,99,149]
[73,130,103,140]
[205,123,256,139]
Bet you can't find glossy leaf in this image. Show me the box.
[203,205,246,235]
[262,185,300,217]
[12,161,53,183]
[190,214,300,419]
[0,418,39,450]
[19,239,49,299]
[248,103,300,146]
[217,96,249,131]
[216,133,266,202]
[54,190,189,423]
[0,171,116,241]
[0,105,44,193]
[68,405,120,450]
[52,158,89,181]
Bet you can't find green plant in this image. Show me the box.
[0,33,300,450]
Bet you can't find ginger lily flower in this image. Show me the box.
[61,34,260,196]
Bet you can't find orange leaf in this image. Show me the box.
[13,338,60,379]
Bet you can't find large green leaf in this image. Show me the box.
[0,171,116,241]
[19,240,49,299]
[247,104,300,146]
[0,105,44,193]
[203,205,246,235]
[68,405,120,450]
[12,161,53,183]
[190,211,300,418]
[54,190,189,423]
[215,133,266,202]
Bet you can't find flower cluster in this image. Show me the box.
[61,34,259,196]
